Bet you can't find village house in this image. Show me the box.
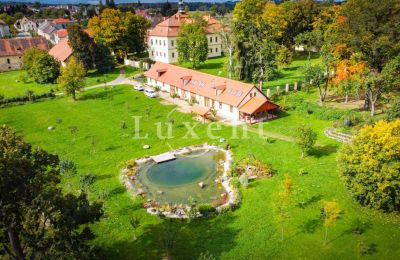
[48,38,73,67]
[37,18,73,44]
[147,0,222,64]
[37,21,56,42]
[0,20,10,38]
[53,29,68,44]
[14,17,38,33]
[0,37,49,72]
[144,62,279,124]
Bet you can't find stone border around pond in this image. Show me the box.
[120,144,237,218]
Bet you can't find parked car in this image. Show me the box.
[134,84,144,91]
[144,88,157,98]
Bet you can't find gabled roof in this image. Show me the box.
[0,37,49,57]
[148,12,221,37]
[144,62,258,107]
[55,29,68,38]
[53,18,71,24]
[48,38,72,62]
[239,97,279,114]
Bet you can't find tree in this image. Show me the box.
[386,100,400,121]
[21,47,47,77]
[219,15,236,79]
[338,0,400,72]
[295,125,317,158]
[122,12,151,57]
[303,63,327,102]
[0,125,103,259]
[323,201,340,243]
[338,119,400,212]
[177,13,208,68]
[57,57,86,100]
[88,8,150,61]
[30,52,60,84]
[262,2,288,43]
[276,45,293,68]
[67,24,96,70]
[93,40,115,73]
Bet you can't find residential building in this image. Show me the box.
[0,20,10,38]
[147,1,222,64]
[144,62,279,124]
[48,38,73,67]
[0,37,49,72]
[14,17,38,32]
[52,18,72,30]
[53,29,68,44]
[37,21,56,42]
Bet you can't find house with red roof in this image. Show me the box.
[48,38,73,67]
[148,4,222,64]
[144,62,279,123]
[0,37,49,72]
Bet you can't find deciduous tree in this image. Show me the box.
[295,125,317,158]
[30,52,60,84]
[177,13,208,68]
[57,57,86,100]
[338,119,400,212]
[0,125,103,259]
[323,200,340,243]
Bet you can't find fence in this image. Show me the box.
[124,58,152,70]
[265,81,304,98]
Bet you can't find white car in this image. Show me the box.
[134,84,144,91]
[144,88,157,98]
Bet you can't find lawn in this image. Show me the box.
[1,85,399,259]
[0,67,123,98]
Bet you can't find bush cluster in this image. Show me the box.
[0,92,55,105]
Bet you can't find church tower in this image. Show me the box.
[178,0,185,14]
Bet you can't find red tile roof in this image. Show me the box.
[145,62,259,107]
[149,13,221,37]
[55,29,68,38]
[48,38,72,62]
[0,37,49,57]
[239,97,279,114]
[52,18,71,24]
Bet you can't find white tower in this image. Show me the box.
[178,0,185,14]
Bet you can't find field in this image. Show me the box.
[1,85,399,259]
[0,66,134,98]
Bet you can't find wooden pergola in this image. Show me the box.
[239,98,279,124]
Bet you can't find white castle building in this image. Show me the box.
[147,0,222,63]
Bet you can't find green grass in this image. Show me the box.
[1,85,399,259]
[0,68,122,98]
[0,70,57,98]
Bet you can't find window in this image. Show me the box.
[151,39,153,45]
[254,92,257,97]
[216,48,218,52]
[164,40,165,46]
[210,37,212,43]
[155,39,158,45]
[7,58,10,64]
[152,51,154,56]
[209,48,212,53]
[250,93,252,98]
[171,40,174,47]
[164,52,166,58]
[215,36,218,42]
[172,52,175,58]
[230,105,233,113]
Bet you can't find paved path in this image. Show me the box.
[82,68,134,91]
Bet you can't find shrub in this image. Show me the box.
[198,204,216,216]
[59,159,77,175]
[229,177,241,189]
[386,100,400,121]
[80,173,97,191]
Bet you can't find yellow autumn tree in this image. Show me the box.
[323,200,341,243]
[262,2,288,41]
[338,119,400,212]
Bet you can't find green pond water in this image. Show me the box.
[136,149,225,205]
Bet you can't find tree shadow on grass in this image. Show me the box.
[309,144,338,158]
[297,194,323,209]
[104,214,240,259]
[79,88,125,101]
[298,215,323,234]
